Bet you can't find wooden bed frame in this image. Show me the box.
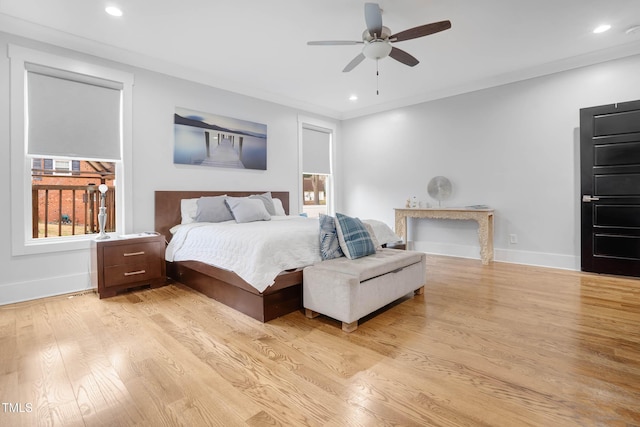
[154,191,304,322]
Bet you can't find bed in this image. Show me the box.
[155,190,317,322]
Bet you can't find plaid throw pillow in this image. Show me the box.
[319,214,344,260]
[335,213,376,259]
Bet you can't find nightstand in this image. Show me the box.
[383,241,406,250]
[91,233,167,298]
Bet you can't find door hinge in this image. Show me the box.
[582,195,600,202]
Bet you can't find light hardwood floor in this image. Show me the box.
[1,255,639,426]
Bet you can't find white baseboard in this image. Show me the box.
[410,241,580,271]
[0,272,94,306]
[494,248,579,271]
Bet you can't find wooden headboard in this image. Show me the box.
[154,191,290,242]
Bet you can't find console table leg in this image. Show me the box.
[477,217,493,265]
[395,214,407,242]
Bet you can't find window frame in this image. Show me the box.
[9,45,134,255]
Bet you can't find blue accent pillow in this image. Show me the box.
[319,214,344,260]
[334,213,376,259]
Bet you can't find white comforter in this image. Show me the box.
[166,216,321,292]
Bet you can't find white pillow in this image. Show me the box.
[180,198,199,224]
[362,219,402,245]
[273,198,287,216]
[363,222,382,250]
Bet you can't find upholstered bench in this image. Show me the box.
[303,248,426,332]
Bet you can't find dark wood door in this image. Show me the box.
[580,100,640,277]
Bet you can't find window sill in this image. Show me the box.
[13,233,116,256]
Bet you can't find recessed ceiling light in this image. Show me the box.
[593,24,611,34]
[349,94,358,102]
[105,6,123,17]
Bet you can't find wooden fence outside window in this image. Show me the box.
[32,185,116,238]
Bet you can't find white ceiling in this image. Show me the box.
[2,0,640,119]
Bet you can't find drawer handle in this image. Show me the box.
[123,251,145,257]
[124,270,146,276]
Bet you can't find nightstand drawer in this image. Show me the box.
[103,241,164,267]
[104,260,163,288]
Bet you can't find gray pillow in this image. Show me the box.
[225,197,271,223]
[249,192,276,216]
[195,196,233,223]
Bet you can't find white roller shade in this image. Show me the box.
[302,127,331,174]
[26,64,122,160]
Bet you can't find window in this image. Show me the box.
[32,158,81,176]
[9,45,133,255]
[52,160,71,176]
[31,159,116,238]
[299,117,337,218]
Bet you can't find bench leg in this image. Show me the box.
[305,308,320,319]
[342,321,358,333]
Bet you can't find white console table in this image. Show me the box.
[394,208,495,264]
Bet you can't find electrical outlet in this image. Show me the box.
[509,234,518,244]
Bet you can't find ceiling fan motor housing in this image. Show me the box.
[362,26,391,42]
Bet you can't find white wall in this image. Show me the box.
[128,68,319,232]
[0,31,335,305]
[340,54,640,269]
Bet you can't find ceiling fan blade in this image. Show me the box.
[343,53,366,72]
[391,20,452,42]
[307,40,363,46]
[389,47,419,67]
[364,3,383,37]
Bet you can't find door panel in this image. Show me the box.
[595,205,640,228]
[593,109,640,135]
[595,141,640,165]
[580,100,640,277]
[594,173,640,195]
[594,235,640,260]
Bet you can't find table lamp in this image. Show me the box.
[96,184,110,240]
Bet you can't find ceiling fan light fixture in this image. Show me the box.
[363,40,392,59]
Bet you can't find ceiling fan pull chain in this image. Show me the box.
[376,59,380,95]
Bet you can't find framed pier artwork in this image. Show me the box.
[174,107,267,170]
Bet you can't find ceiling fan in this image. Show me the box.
[307,2,451,72]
